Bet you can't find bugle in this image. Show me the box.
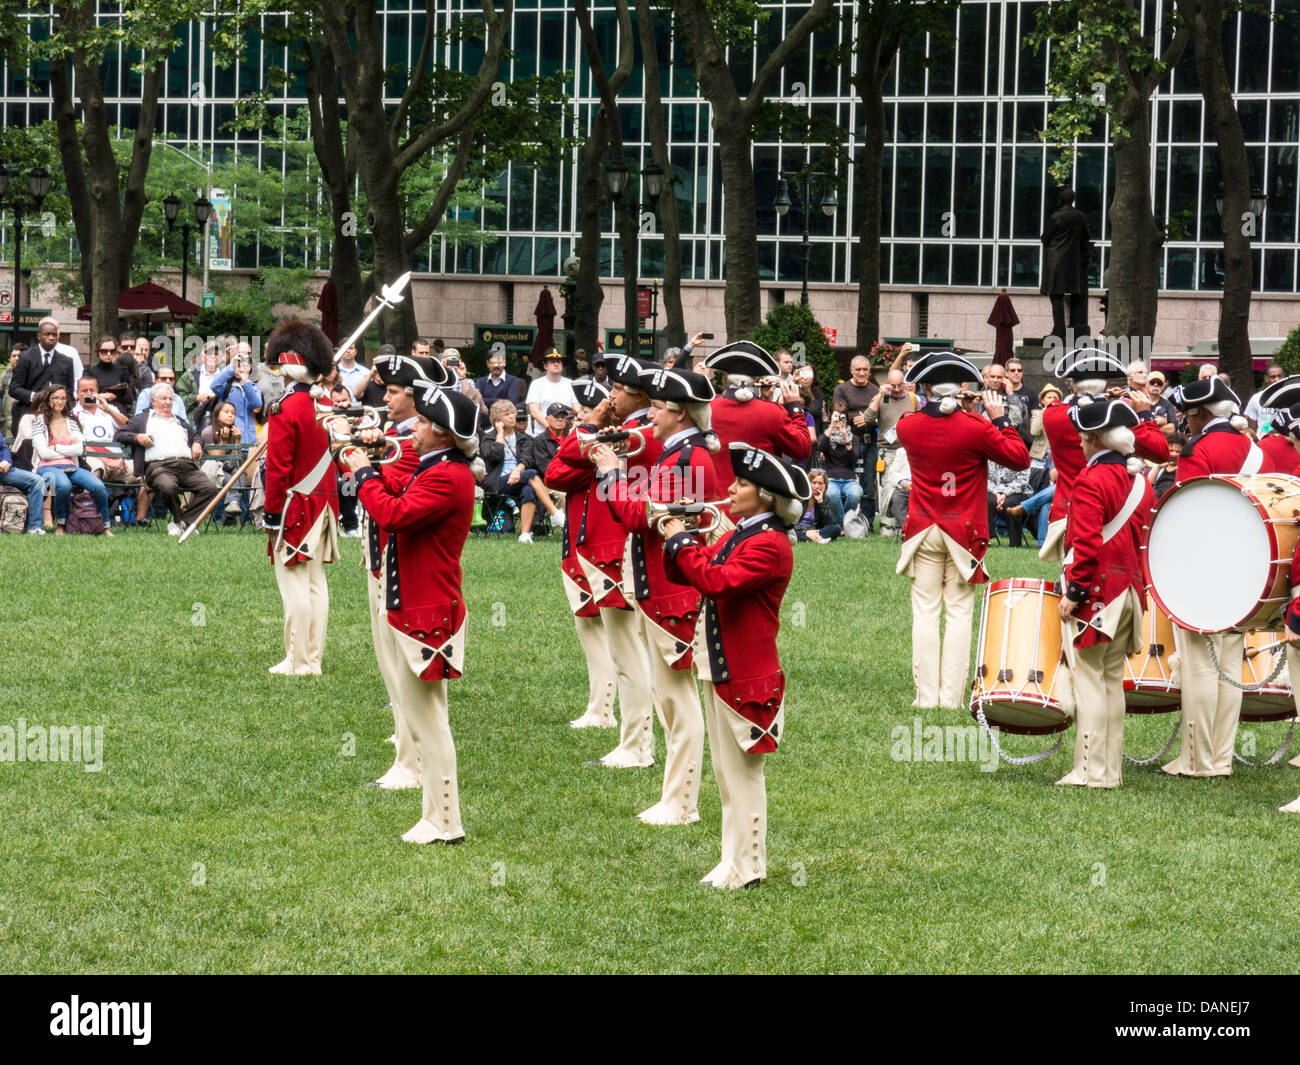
[646,498,729,536]
[577,426,647,458]
[317,404,403,465]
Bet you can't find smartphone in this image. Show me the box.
[701,333,715,340]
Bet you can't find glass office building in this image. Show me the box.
[5,0,1299,298]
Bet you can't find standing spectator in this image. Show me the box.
[1146,371,1179,428]
[832,355,881,531]
[774,348,795,384]
[794,469,842,543]
[1126,360,1148,394]
[1198,362,1217,380]
[442,349,488,418]
[865,369,920,469]
[1006,357,1039,416]
[9,317,78,466]
[1,344,22,441]
[253,350,287,418]
[135,366,187,419]
[795,365,826,437]
[88,337,131,411]
[175,341,223,413]
[207,344,264,441]
[982,362,1025,429]
[815,408,863,524]
[324,382,360,537]
[335,341,368,399]
[30,385,111,535]
[476,350,521,407]
[589,355,608,386]
[1029,383,1062,466]
[525,350,579,434]
[115,382,219,535]
[351,344,392,407]
[1245,361,1288,433]
[129,334,156,389]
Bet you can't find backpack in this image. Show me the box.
[0,486,27,533]
[66,490,103,534]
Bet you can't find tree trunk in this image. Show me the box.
[47,53,93,301]
[714,116,762,338]
[855,64,887,352]
[1104,78,1162,344]
[1184,0,1253,391]
[307,38,365,339]
[73,52,125,342]
[575,111,609,357]
[636,0,684,347]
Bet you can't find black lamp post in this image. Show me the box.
[1210,182,1268,288]
[0,165,51,313]
[774,169,837,306]
[164,194,213,303]
[605,159,666,356]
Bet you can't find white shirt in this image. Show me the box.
[55,342,84,383]
[74,403,117,444]
[1245,391,1285,432]
[524,375,577,434]
[144,412,191,463]
[662,426,697,453]
[738,510,775,529]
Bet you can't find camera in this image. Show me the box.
[85,396,96,406]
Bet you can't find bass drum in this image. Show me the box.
[1123,591,1180,713]
[1240,630,1296,723]
[970,579,1072,736]
[1145,473,1300,633]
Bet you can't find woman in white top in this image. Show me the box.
[31,384,111,535]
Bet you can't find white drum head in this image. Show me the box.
[1148,479,1271,632]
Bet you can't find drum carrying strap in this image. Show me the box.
[1239,442,1264,476]
[1100,474,1147,545]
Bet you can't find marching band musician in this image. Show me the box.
[591,365,720,825]
[263,319,341,676]
[342,382,483,844]
[1254,375,1300,475]
[894,352,1030,709]
[661,443,809,889]
[1039,347,1169,560]
[546,353,662,768]
[702,341,812,490]
[1056,400,1154,788]
[358,351,451,790]
[544,379,619,730]
[1160,376,1255,778]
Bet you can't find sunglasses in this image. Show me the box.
[100,346,117,353]
[158,375,176,382]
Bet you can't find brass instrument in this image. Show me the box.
[317,404,403,465]
[577,425,647,458]
[646,498,729,536]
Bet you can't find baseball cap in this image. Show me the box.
[543,350,564,363]
[546,402,572,418]
[1148,371,1166,384]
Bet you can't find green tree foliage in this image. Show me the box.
[748,301,838,393]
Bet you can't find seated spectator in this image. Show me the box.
[879,446,911,536]
[0,425,47,533]
[74,375,138,483]
[1029,383,1062,467]
[815,407,862,523]
[135,365,187,418]
[1005,465,1056,545]
[988,457,1032,547]
[521,404,571,540]
[481,399,566,542]
[115,382,219,536]
[1147,431,1184,501]
[199,400,251,527]
[325,382,360,537]
[126,334,156,390]
[794,469,842,543]
[30,384,111,535]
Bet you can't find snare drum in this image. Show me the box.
[1146,473,1300,633]
[1240,630,1296,723]
[970,578,1071,735]
[1123,592,1180,713]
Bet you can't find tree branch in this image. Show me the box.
[403,129,475,253]
[744,0,833,119]
[390,0,437,149]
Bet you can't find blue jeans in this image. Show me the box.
[39,465,109,527]
[0,465,46,531]
[825,478,862,525]
[1019,484,1055,543]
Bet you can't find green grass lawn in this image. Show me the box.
[3,528,1300,974]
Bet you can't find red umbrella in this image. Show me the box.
[987,290,1019,366]
[77,281,201,324]
[317,280,339,344]
[529,287,557,367]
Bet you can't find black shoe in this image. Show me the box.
[742,878,763,889]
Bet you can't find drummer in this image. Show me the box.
[1056,400,1154,788]
[1161,376,1254,777]
[1039,346,1168,560]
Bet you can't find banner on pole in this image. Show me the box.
[209,189,233,271]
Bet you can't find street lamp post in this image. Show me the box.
[163,194,214,303]
[605,159,665,357]
[154,141,213,293]
[773,169,838,306]
[0,165,51,313]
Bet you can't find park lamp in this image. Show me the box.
[773,176,790,216]
[1215,183,1269,222]
[194,197,213,226]
[642,163,665,201]
[0,165,9,199]
[28,166,50,206]
[604,159,629,201]
[163,193,180,229]
[820,184,838,217]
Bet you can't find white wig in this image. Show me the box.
[724,372,758,403]
[759,487,805,528]
[666,400,722,452]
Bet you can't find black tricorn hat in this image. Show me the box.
[1054,345,1127,381]
[576,379,609,408]
[638,365,716,403]
[1259,374,1300,412]
[1068,398,1140,434]
[413,382,480,439]
[374,351,451,388]
[704,340,779,378]
[605,353,658,388]
[1168,376,1240,411]
[903,350,981,388]
[729,442,812,501]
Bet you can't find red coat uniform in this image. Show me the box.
[1259,431,1298,475]
[601,428,718,665]
[264,382,340,565]
[1175,420,1257,484]
[895,404,1030,582]
[708,392,812,491]
[1044,400,1169,522]
[1062,452,1154,647]
[363,423,420,577]
[355,449,475,681]
[665,517,792,753]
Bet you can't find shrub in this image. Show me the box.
[747,302,840,393]
[1275,324,1300,375]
